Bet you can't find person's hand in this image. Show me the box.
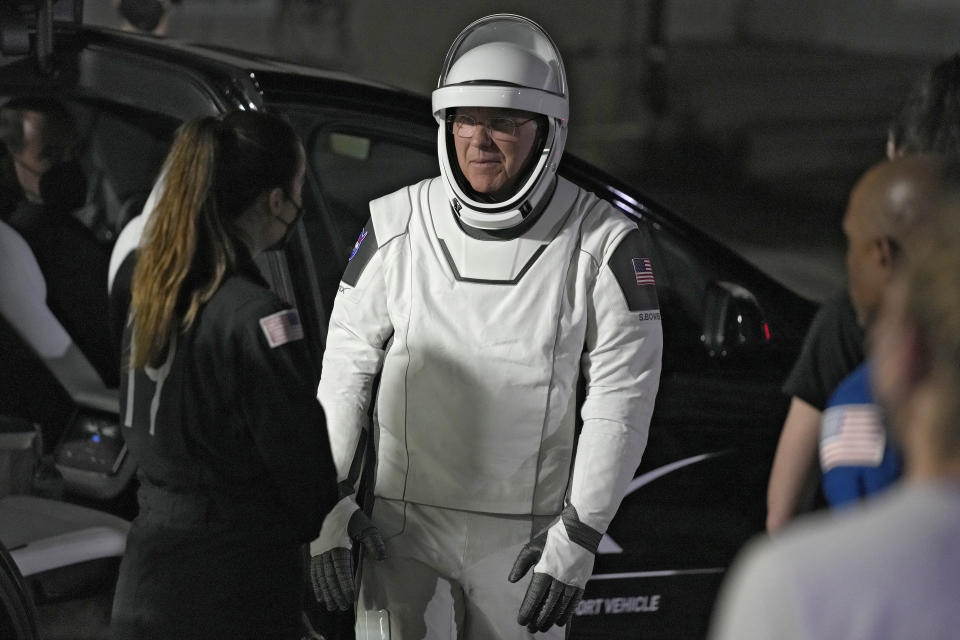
[507,506,599,632]
[508,540,583,632]
[311,545,354,611]
[309,498,386,611]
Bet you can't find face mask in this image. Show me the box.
[265,195,304,252]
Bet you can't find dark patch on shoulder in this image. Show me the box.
[341,221,378,288]
[608,229,660,313]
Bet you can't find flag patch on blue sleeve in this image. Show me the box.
[259,309,304,348]
[819,404,885,472]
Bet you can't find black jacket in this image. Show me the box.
[113,249,336,639]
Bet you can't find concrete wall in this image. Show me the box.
[736,0,960,56]
[81,1,960,145]
[84,0,960,77]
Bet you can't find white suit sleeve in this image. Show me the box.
[317,219,393,484]
[535,223,663,585]
[574,224,662,533]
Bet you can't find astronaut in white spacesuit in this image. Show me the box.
[310,14,663,639]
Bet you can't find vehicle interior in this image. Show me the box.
[0,15,208,638]
[0,93,175,640]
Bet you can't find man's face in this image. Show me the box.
[843,185,890,327]
[12,111,54,204]
[452,107,539,199]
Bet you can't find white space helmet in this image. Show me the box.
[432,14,568,231]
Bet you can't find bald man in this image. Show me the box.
[819,155,949,507]
[766,155,954,530]
[766,56,960,533]
[710,159,960,640]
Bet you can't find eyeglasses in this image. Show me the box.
[446,114,536,141]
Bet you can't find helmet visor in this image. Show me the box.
[438,14,566,98]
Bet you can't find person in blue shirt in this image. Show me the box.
[819,362,903,506]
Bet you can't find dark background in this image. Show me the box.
[84,0,960,301]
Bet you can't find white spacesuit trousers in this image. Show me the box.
[358,498,566,640]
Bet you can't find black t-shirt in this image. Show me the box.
[782,292,864,411]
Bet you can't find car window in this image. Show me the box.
[311,130,437,254]
[0,93,176,397]
[0,95,176,245]
[69,99,176,245]
[284,107,438,314]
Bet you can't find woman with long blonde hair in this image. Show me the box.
[112,110,337,640]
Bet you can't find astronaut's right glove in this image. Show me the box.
[508,504,601,633]
[309,496,387,612]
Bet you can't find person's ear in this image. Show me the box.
[875,236,898,272]
[267,186,284,216]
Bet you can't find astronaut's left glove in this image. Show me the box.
[508,504,601,633]
[309,496,386,611]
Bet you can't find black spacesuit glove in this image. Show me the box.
[309,509,386,612]
[508,527,583,633]
[509,505,603,633]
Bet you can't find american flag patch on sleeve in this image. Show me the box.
[632,257,655,286]
[819,404,885,472]
[349,228,368,261]
[259,309,304,348]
